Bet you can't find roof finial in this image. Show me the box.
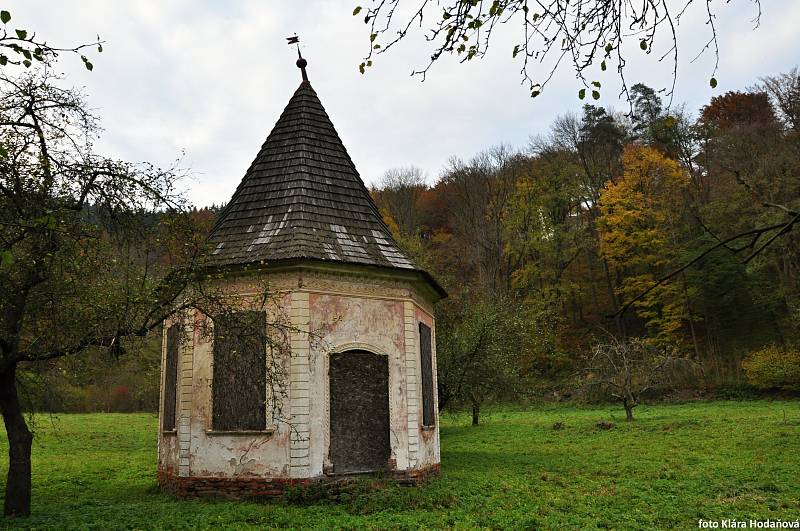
[286,34,308,82]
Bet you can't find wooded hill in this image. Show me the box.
[23,71,800,415]
[371,72,800,412]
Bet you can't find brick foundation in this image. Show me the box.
[157,464,441,499]
[158,469,314,499]
[394,463,441,485]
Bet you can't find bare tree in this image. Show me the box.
[756,67,800,134]
[580,337,693,420]
[439,145,524,296]
[0,68,186,516]
[375,165,427,236]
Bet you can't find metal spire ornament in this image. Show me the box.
[286,34,307,82]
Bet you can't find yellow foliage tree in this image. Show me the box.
[379,205,401,238]
[598,145,697,348]
[503,151,585,297]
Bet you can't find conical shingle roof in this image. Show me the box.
[205,70,445,299]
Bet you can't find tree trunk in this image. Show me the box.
[471,400,480,426]
[0,363,33,517]
[437,383,450,412]
[602,258,626,337]
[680,272,702,360]
[624,402,634,422]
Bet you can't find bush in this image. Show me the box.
[742,345,800,391]
[110,385,134,412]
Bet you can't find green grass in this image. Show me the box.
[1,400,799,529]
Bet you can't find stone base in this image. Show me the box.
[157,464,441,499]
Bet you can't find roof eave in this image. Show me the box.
[198,257,447,303]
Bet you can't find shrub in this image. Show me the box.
[109,385,134,412]
[742,345,800,391]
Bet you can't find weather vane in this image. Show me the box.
[286,34,308,82]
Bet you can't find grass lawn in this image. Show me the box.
[1,400,799,529]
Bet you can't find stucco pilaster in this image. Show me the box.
[289,291,311,477]
[178,311,194,477]
[403,300,420,466]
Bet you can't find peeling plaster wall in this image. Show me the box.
[157,267,441,482]
[158,296,294,480]
[158,434,180,475]
[187,306,292,478]
[309,292,409,475]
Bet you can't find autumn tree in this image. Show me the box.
[695,91,784,253]
[624,88,798,331]
[701,91,778,131]
[503,149,585,304]
[536,105,629,328]
[693,90,800,345]
[598,145,698,350]
[369,65,800,409]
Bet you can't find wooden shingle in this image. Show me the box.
[206,76,444,298]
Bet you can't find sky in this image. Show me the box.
[8,0,800,207]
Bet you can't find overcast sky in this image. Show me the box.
[9,1,800,207]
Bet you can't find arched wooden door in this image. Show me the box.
[329,349,390,474]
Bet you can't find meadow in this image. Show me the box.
[1,400,799,530]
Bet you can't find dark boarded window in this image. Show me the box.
[419,322,435,426]
[212,311,267,431]
[162,323,180,431]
